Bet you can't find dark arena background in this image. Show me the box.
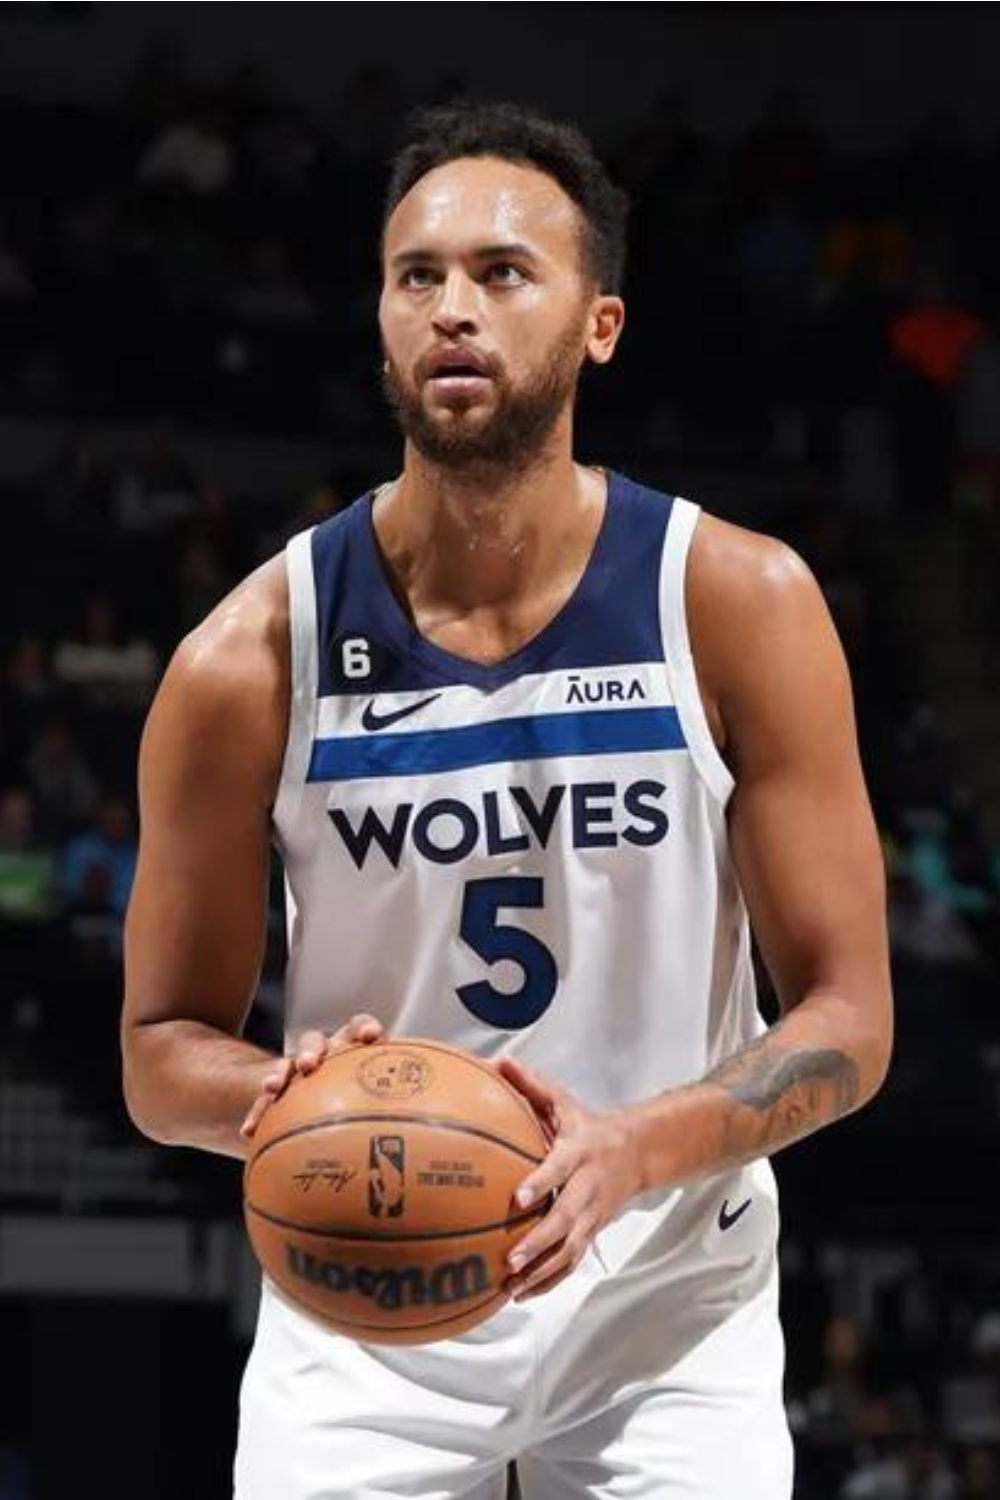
[1,6,999,1498]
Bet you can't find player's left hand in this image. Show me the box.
[497,1055,642,1301]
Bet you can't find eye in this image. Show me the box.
[400,266,437,290]
[485,262,528,287]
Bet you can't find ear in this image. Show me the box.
[585,295,625,366]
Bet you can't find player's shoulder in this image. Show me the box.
[685,506,830,716]
[686,505,825,661]
[687,507,816,620]
[156,552,289,726]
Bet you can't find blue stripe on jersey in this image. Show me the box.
[307,706,686,783]
[310,472,675,697]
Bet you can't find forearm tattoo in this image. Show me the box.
[704,1026,861,1163]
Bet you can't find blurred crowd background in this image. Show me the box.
[1,8,999,1500]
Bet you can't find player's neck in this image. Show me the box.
[376,442,605,615]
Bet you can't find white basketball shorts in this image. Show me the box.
[235,1172,793,1499]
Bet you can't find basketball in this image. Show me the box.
[243,1038,550,1344]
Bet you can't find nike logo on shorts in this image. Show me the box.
[361,693,442,732]
[718,1196,752,1232]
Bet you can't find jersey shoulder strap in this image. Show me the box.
[657,492,734,806]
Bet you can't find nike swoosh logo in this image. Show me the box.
[361,693,442,732]
[718,1196,752,1232]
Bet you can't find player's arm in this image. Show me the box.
[121,562,291,1160]
[630,518,894,1182]
[501,519,893,1295]
[122,562,383,1160]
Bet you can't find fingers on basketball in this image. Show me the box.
[241,1017,385,1140]
[294,1018,370,1074]
[240,1057,295,1138]
[338,1012,386,1047]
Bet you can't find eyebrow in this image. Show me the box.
[390,242,540,268]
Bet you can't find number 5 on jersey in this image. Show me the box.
[456,877,558,1029]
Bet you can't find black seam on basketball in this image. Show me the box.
[248,1112,545,1168]
[272,1276,504,1336]
[244,1198,547,1241]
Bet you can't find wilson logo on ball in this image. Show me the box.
[284,1245,491,1310]
[368,1134,405,1217]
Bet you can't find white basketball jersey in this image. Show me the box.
[271,471,778,1283]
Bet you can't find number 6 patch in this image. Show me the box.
[329,631,389,690]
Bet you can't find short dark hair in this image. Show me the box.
[384,101,629,294]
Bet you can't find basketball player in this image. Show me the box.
[122,102,893,1498]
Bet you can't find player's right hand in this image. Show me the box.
[239,1012,386,1140]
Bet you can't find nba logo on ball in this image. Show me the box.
[369,1134,405,1217]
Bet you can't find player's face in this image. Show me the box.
[380,157,622,473]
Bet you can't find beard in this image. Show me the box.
[382,315,586,477]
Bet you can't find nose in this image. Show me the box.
[431,271,479,338]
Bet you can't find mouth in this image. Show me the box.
[428,373,492,401]
[424,347,494,388]
[426,371,493,407]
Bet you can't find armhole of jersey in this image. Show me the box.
[272,526,317,831]
[659,496,735,809]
